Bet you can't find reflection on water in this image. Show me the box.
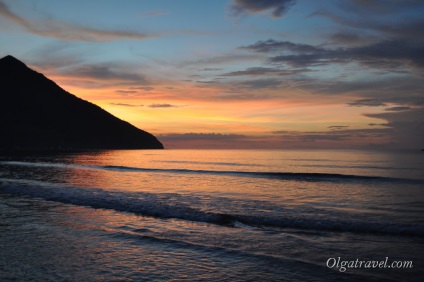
[1,195,352,281]
[0,149,423,281]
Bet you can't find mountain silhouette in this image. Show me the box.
[0,55,164,150]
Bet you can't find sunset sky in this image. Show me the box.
[1,0,423,149]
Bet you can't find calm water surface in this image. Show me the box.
[0,149,423,281]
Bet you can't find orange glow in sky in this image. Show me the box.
[1,0,422,149]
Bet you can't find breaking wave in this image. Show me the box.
[1,161,422,183]
[0,179,422,237]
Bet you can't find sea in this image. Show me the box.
[0,149,423,281]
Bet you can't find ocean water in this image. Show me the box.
[0,149,423,281]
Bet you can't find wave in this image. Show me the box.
[298,164,423,171]
[152,160,263,167]
[1,161,422,183]
[0,179,422,237]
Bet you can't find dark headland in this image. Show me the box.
[0,55,164,150]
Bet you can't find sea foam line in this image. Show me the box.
[0,179,423,236]
[2,161,421,183]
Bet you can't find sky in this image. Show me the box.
[0,0,423,149]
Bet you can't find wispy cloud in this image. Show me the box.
[221,67,309,77]
[160,133,246,141]
[329,32,378,47]
[311,0,424,42]
[271,128,388,143]
[199,68,223,71]
[195,80,216,84]
[347,99,387,107]
[328,125,350,130]
[304,77,424,107]
[237,78,284,89]
[384,106,411,112]
[64,64,148,84]
[115,90,139,95]
[129,86,154,91]
[230,0,296,18]
[183,53,261,68]
[241,39,424,71]
[148,103,180,108]
[0,0,154,42]
[240,39,322,54]
[110,103,144,107]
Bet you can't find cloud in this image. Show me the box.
[242,39,424,71]
[271,130,300,134]
[129,86,154,91]
[195,80,216,84]
[241,39,342,67]
[328,126,350,130]
[199,68,223,71]
[221,67,309,77]
[159,130,393,149]
[237,78,284,89]
[159,133,246,141]
[329,32,377,47]
[231,0,296,18]
[230,1,424,108]
[377,19,424,42]
[311,1,424,44]
[47,62,154,90]
[310,0,424,24]
[115,90,138,95]
[303,76,424,107]
[158,133,257,149]
[272,128,388,143]
[110,103,144,107]
[184,53,261,67]
[324,21,424,49]
[384,106,411,112]
[240,39,322,54]
[347,99,387,107]
[148,103,180,108]
[64,64,148,84]
[369,123,387,126]
[365,108,424,149]
[344,0,422,12]
[0,1,29,27]
[347,39,424,70]
[0,0,154,42]
[18,42,84,71]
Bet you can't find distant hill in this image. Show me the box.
[0,55,164,150]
